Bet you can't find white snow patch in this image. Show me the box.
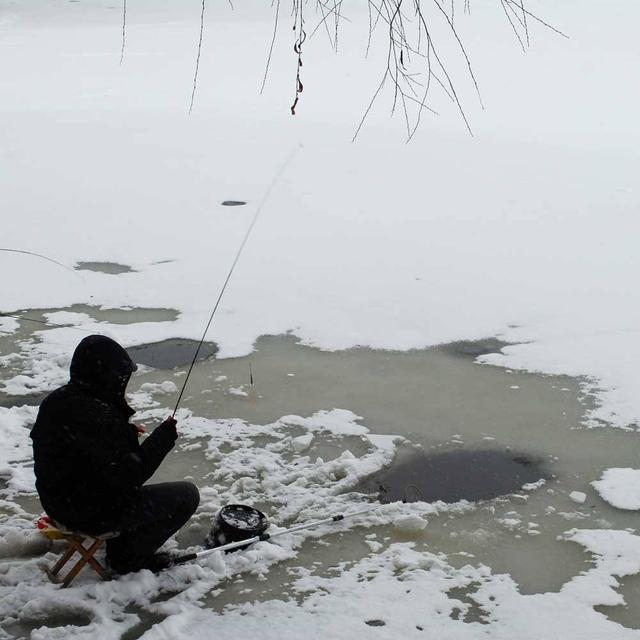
[0,316,19,335]
[498,512,522,531]
[592,468,640,511]
[569,491,587,505]
[0,405,38,496]
[291,434,313,453]
[43,311,94,326]
[394,515,428,533]
[522,479,546,492]
[140,381,178,395]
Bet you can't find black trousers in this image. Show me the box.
[106,481,200,562]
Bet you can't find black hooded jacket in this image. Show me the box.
[30,335,177,534]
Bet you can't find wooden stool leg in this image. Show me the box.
[85,540,109,579]
[49,542,78,577]
[46,533,114,587]
[61,538,104,588]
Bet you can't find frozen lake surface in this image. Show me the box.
[1,312,640,636]
[1,0,640,637]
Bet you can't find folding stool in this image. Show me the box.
[37,515,118,587]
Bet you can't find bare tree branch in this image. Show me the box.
[187,0,565,137]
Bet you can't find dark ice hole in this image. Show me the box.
[75,261,135,274]
[221,200,247,206]
[127,339,218,369]
[442,338,511,358]
[365,620,386,627]
[358,449,545,504]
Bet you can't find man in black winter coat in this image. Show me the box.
[31,334,200,574]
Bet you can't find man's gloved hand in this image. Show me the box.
[146,416,178,452]
[159,416,178,439]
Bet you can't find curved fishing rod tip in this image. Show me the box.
[0,248,86,283]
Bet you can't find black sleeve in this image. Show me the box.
[95,420,177,488]
[138,420,177,483]
[66,410,176,490]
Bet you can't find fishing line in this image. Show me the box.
[0,313,99,335]
[0,249,90,332]
[172,145,302,416]
[0,248,81,278]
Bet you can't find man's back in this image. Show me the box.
[30,335,177,535]
[32,381,141,533]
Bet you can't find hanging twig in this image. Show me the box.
[119,0,127,65]
[290,1,306,115]
[261,0,282,94]
[189,0,206,115]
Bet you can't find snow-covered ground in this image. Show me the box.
[593,469,640,512]
[1,0,639,428]
[1,0,640,637]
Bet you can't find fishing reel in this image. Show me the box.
[205,504,269,552]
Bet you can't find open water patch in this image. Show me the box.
[51,304,178,325]
[1,305,179,329]
[358,448,546,504]
[2,613,92,638]
[0,391,47,408]
[221,200,247,207]
[74,261,135,274]
[127,339,218,369]
[595,573,640,629]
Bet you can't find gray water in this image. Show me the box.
[75,262,135,274]
[1,309,639,633]
[360,448,546,504]
[130,333,640,626]
[128,339,218,369]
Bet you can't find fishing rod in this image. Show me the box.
[172,145,302,416]
[172,503,383,565]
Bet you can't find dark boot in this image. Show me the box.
[107,551,177,575]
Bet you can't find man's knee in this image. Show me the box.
[180,481,200,516]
